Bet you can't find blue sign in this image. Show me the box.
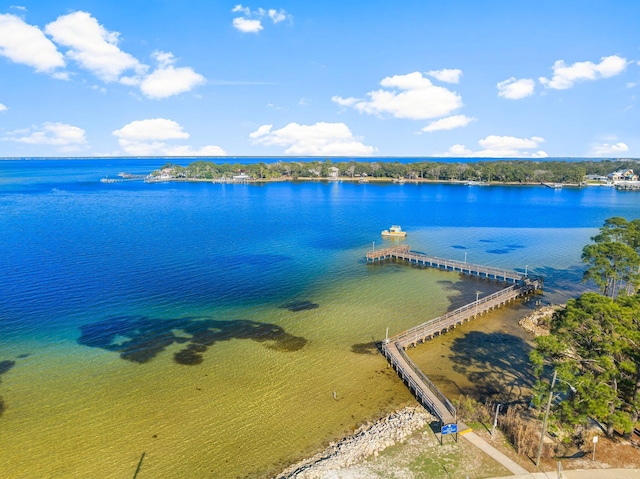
[441,423,458,435]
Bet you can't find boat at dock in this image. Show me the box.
[464,180,488,186]
[381,225,407,237]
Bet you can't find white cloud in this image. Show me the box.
[113,118,225,156]
[0,13,65,73]
[232,5,291,33]
[232,4,251,15]
[590,142,629,156]
[233,17,263,33]
[0,103,7,111]
[113,118,189,141]
[1,12,204,98]
[2,122,87,150]
[139,51,206,99]
[441,135,548,158]
[249,121,377,155]
[539,55,627,90]
[268,9,287,23]
[497,77,535,99]
[249,124,273,139]
[333,72,463,120]
[421,115,475,133]
[331,95,358,107]
[427,68,462,84]
[117,140,226,156]
[45,11,145,82]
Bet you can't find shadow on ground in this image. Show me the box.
[436,275,507,313]
[78,316,308,366]
[448,331,535,403]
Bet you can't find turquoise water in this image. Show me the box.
[1,159,639,477]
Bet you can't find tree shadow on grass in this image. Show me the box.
[78,316,308,366]
[448,331,535,403]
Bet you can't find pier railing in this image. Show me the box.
[381,341,456,424]
[393,281,538,348]
[370,245,542,426]
[367,245,526,283]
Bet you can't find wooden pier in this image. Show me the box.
[366,245,526,283]
[369,245,542,428]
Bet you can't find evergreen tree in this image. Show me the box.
[582,217,640,298]
[532,293,638,436]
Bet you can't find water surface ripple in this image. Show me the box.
[1,160,638,478]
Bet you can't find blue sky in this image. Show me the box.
[0,1,638,158]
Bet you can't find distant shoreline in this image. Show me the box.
[144,157,640,188]
[146,175,586,188]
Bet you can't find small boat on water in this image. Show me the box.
[381,225,407,237]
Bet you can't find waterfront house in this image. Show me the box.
[607,169,638,182]
[232,173,250,182]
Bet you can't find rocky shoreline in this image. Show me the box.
[518,304,561,336]
[274,305,563,478]
[274,406,434,479]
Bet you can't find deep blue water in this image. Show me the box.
[4,159,640,477]
[1,159,639,342]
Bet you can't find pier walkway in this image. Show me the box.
[367,245,526,283]
[369,246,542,428]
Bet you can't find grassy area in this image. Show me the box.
[354,426,513,479]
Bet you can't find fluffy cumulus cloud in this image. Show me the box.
[497,77,535,99]
[249,122,377,155]
[0,11,204,98]
[332,72,463,120]
[427,68,462,84]
[421,115,475,133]
[231,4,291,33]
[442,135,548,158]
[138,51,206,99]
[232,17,263,33]
[539,55,627,90]
[0,13,65,74]
[590,142,629,156]
[45,11,145,82]
[2,122,87,151]
[0,103,7,111]
[112,118,225,156]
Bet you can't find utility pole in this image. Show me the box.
[491,403,502,437]
[536,369,557,467]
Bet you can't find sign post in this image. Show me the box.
[592,436,598,461]
[441,423,458,443]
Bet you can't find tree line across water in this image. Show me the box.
[153,158,639,183]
